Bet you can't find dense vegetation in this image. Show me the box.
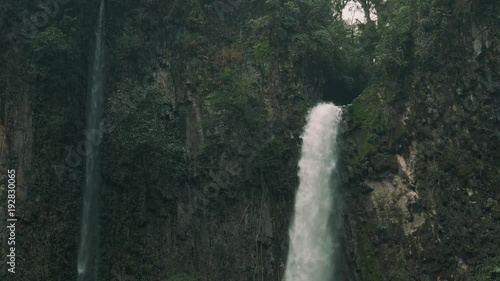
[0,0,498,280]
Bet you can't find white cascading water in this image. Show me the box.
[285,103,342,281]
[78,0,105,280]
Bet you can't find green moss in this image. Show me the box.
[354,218,384,281]
[351,85,390,132]
[348,85,391,167]
[349,130,374,167]
[473,257,500,281]
[250,39,273,62]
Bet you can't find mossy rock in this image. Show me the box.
[351,85,390,133]
[347,85,392,167]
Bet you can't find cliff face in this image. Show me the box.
[342,4,500,280]
[1,0,499,281]
[99,2,305,280]
[1,1,333,280]
[0,1,92,280]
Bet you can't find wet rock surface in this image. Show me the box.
[341,16,500,281]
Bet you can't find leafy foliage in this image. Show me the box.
[205,67,267,132]
[473,257,500,281]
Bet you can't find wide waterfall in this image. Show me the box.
[285,103,343,281]
[78,0,105,280]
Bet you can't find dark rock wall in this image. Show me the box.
[1,1,324,280]
[342,5,500,280]
[1,1,499,281]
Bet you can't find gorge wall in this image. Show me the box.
[342,2,500,280]
[1,1,337,280]
[0,0,499,281]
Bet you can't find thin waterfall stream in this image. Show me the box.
[285,103,343,281]
[78,0,105,280]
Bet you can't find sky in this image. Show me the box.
[342,0,377,24]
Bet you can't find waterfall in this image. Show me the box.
[285,103,343,281]
[78,0,105,280]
